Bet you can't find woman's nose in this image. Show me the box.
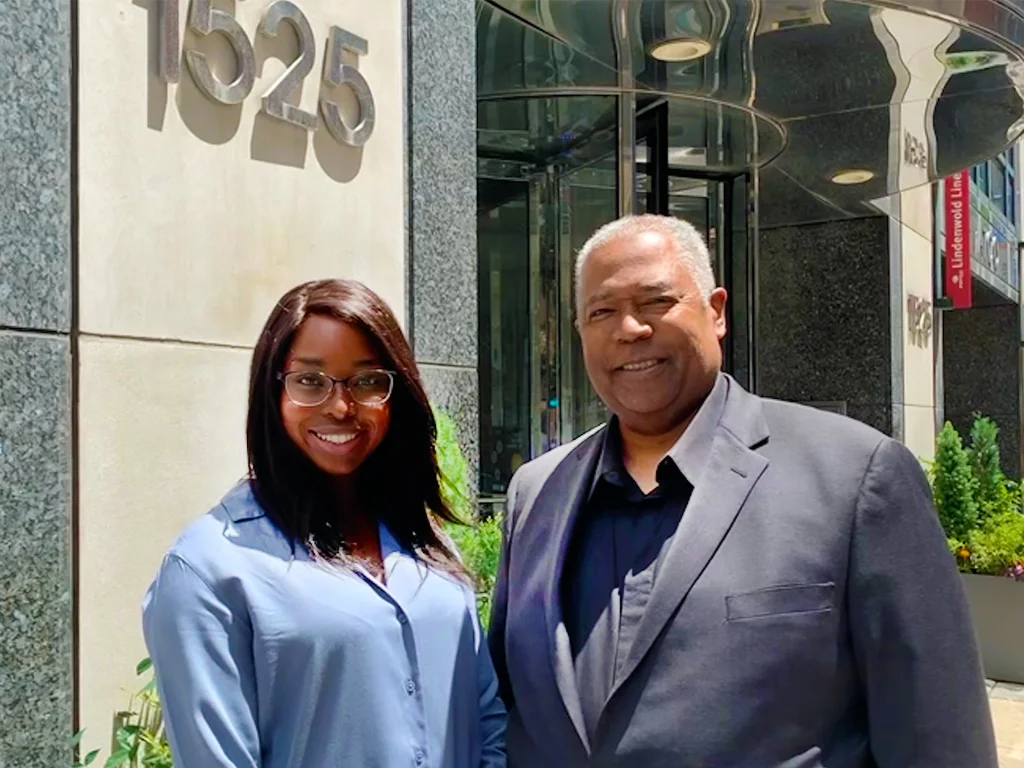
[324,384,353,417]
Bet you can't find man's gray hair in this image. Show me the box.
[574,214,717,312]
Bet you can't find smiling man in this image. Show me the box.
[488,214,997,767]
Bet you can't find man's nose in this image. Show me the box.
[614,312,653,342]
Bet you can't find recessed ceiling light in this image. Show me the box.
[649,38,712,62]
[830,169,874,185]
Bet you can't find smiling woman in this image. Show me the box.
[140,279,507,768]
[246,280,462,569]
[276,315,395,491]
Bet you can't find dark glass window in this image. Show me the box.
[972,147,1016,223]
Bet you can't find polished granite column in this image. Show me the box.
[0,0,74,764]
[757,217,895,435]
[944,301,1022,477]
[406,0,480,495]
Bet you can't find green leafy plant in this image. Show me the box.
[104,658,173,768]
[967,415,1011,522]
[930,416,1024,579]
[931,421,980,543]
[71,659,171,768]
[447,513,503,629]
[433,406,473,522]
[965,511,1024,576]
[72,730,100,767]
[433,405,503,628]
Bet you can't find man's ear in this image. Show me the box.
[709,287,728,339]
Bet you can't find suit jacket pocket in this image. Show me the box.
[726,582,835,621]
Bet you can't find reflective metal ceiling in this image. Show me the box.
[477,0,1024,226]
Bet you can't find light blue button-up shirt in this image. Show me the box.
[142,482,506,767]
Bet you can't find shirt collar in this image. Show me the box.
[379,522,405,563]
[591,372,729,494]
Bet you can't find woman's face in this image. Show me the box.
[279,315,392,477]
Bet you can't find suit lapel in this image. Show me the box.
[606,380,770,702]
[537,429,604,754]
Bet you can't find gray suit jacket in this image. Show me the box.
[488,377,997,767]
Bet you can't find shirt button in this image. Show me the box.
[414,749,424,765]
[405,679,416,695]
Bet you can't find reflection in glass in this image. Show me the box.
[477,0,619,96]
[478,178,532,495]
[478,93,621,492]
[480,94,783,174]
[557,160,616,443]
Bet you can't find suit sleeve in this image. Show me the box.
[142,554,261,767]
[488,472,519,713]
[848,438,997,767]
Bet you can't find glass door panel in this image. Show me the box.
[478,94,619,487]
[556,157,617,444]
[478,177,532,495]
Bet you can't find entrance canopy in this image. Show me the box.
[478,0,1024,226]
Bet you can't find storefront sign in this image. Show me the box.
[944,171,972,308]
[153,0,375,146]
[906,294,933,348]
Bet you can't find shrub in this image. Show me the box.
[965,511,1024,576]
[433,406,473,522]
[72,659,169,768]
[967,415,1011,522]
[930,416,1024,579]
[433,405,503,628]
[446,513,503,629]
[932,422,979,542]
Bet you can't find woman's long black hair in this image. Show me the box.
[246,279,465,576]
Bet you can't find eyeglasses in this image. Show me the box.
[278,369,396,407]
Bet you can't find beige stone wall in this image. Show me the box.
[76,0,405,747]
[875,7,947,462]
[901,217,938,462]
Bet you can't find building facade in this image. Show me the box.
[0,0,477,760]
[2,0,1024,762]
[475,0,1024,495]
[939,145,1024,475]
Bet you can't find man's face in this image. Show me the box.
[577,229,728,434]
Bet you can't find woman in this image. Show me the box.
[142,279,506,767]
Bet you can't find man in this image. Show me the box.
[488,214,997,767]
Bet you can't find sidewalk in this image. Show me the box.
[991,681,1024,767]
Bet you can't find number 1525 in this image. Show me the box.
[155,0,375,147]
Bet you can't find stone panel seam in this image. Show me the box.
[78,333,253,352]
[0,327,71,340]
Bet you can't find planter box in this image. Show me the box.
[962,573,1024,684]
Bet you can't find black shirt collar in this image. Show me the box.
[587,373,729,500]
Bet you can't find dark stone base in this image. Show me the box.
[757,217,893,435]
[943,302,1021,476]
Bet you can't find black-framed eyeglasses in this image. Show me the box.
[277,369,395,407]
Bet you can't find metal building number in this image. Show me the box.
[907,294,933,348]
[185,0,256,105]
[155,0,375,146]
[258,2,318,130]
[322,26,375,146]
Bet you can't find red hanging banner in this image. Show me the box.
[944,171,972,309]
